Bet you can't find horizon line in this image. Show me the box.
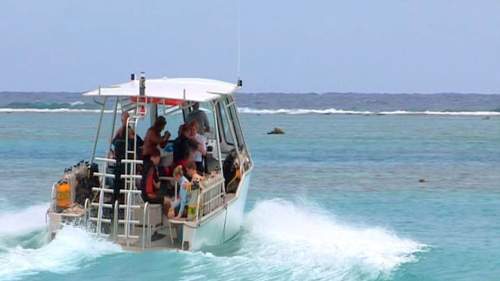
[0,91,499,96]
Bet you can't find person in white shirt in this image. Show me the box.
[188,120,207,173]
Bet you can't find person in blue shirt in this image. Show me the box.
[169,165,191,219]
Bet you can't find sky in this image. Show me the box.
[1,0,500,93]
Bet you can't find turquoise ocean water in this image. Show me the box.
[0,112,499,281]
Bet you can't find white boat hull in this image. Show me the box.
[182,170,252,250]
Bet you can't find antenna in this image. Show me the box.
[139,72,146,96]
[236,0,242,87]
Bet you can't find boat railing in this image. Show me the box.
[158,174,225,221]
[159,176,179,200]
[142,201,150,249]
[197,175,225,220]
[94,157,116,164]
[50,183,57,211]
[94,157,116,176]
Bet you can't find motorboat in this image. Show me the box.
[46,74,253,251]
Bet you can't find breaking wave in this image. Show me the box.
[183,199,427,281]
[0,200,427,281]
[238,107,373,115]
[2,107,499,116]
[69,101,86,107]
[0,226,121,280]
[238,107,500,116]
[0,204,48,237]
[0,108,114,113]
[378,110,500,116]
[0,204,121,281]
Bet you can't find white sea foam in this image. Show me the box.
[0,204,48,236]
[238,107,373,115]
[1,107,499,116]
[378,110,500,116]
[241,199,426,280]
[0,205,121,280]
[0,201,425,280]
[0,226,122,280]
[0,108,113,113]
[182,199,426,281]
[238,107,500,116]
[69,101,85,106]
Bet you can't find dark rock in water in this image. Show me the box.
[419,179,426,183]
[267,127,285,135]
[482,116,490,120]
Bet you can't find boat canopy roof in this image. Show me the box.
[83,77,238,102]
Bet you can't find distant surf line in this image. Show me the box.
[0,108,113,113]
[1,107,500,116]
[239,107,500,116]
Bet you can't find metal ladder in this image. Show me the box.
[85,96,149,246]
[87,157,116,237]
[116,104,146,246]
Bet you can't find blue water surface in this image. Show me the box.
[0,112,499,281]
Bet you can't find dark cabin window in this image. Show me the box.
[218,101,235,145]
[226,96,245,148]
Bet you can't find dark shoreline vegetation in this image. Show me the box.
[0,91,500,112]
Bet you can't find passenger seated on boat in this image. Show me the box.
[143,116,171,179]
[172,124,198,170]
[142,150,170,215]
[223,149,241,193]
[168,165,191,219]
[186,161,204,184]
[186,102,210,134]
[188,120,207,174]
[185,162,204,219]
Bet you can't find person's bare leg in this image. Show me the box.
[163,197,173,217]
